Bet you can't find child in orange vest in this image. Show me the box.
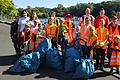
[86,26,98,58]
[22,22,33,54]
[95,18,109,70]
[110,35,120,74]
[45,18,57,48]
[108,15,119,66]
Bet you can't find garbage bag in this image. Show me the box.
[36,38,52,64]
[10,52,40,73]
[64,47,80,72]
[46,48,62,70]
[73,58,94,78]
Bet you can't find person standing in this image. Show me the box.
[10,16,20,55]
[108,15,119,66]
[78,8,94,26]
[110,35,120,74]
[18,10,30,53]
[45,18,57,48]
[94,8,109,29]
[117,11,120,34]
[30,11,40,31]
[78,17,93,57]
[95,18,109,70]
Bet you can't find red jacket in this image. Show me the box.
[94,15,109,29]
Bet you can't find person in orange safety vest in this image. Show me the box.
[95,18,109,70]
[110,35,120,74]
[45,18,57,48]
[107,15,119,66]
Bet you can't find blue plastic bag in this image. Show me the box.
[10,52,40,73]
[46,48,62,70]
[36,38,52,52]
[64,47,80,72]
[73,58,94,78]
[36,38,52,64]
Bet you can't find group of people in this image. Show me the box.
[10,7,120,75]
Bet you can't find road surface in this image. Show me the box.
[0,23,119,80]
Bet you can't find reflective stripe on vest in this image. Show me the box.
[88,34,97,46]
[79,24,91,45]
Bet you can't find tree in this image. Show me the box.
[0,0,18,17]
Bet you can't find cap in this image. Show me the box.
[64,14,73,19]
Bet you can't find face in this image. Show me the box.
[32,12,37,18]
[112,19,117,25]
[99,10,105,16]
[99,19,105,27]
[85,8,90,15]
[51,12,56,17]
[38,24,43,30]
[23,11,27,18]
[85,19,90,24]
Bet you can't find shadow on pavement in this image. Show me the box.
[35,66,74,80]
[2,69,33,76]
[0,55,19,66]
[90,71,111,79]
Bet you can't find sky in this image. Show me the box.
[12,0,112,8]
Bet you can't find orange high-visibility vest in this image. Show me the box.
[34,30,45,49]
[88,34,98,47]
[29,30,35,51]
[45,23,57,38]
[65,31,73,44]
[64,21,73,31]
[110,42,120,66]
[79,24,91,45]
[96,27,108,49]
[109,25,119,42]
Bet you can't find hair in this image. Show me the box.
[21,9,29,17]
[51,11,56,15]
[30,11,38,21]
[99,8,105,12]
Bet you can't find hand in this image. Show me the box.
[115,46,118,49]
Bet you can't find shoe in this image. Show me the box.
[110,68,113,73]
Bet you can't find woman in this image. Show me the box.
[30,11,40,31]
[18,9,30,53]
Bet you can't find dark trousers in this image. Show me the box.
[96,48,105,67]
[81,45,91,58]
[51,38,57,48]
[107,42,112,65]
[11,34,20,54]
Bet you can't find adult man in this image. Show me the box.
[79,8,94,26]
[94,8,109,29]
